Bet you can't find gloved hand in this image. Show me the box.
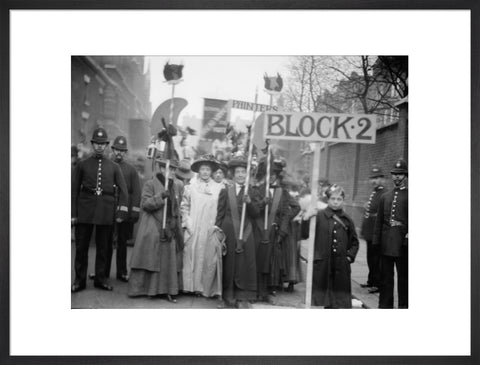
[302,207,318,220]
[242,194,251,204]
[117,210,128,222]
[276,230,286,244]
[130,211,139,223]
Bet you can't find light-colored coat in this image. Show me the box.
[180,178,223,295]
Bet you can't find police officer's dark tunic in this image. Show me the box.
[302,207,359,308]
[373,186,408,308]
[106,159,141,279]
[71,155,128,287]
[360,185,384,288]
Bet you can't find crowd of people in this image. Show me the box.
[71,128,408,309]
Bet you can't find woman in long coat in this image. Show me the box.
[181,155,224,297]
[281,180,303,292]
[128,158,184,302]
[215,156,261,308]
[302,184,359,308]
[252,158,298,303]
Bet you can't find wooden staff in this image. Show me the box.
[264,93,274,230]
[305,142,323,308]
[162,84,175,229]
[264,140,271,230]
[239,88,258,241]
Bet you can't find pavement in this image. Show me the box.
[71,236,389,309]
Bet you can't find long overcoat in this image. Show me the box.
[302,207,359,308]
[252,184,291,274]
[215,184,261,295]
[180,178,223,295]
[128,174,184,296]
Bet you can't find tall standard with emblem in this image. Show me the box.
[71,128,129,292]
[373,158,409,308]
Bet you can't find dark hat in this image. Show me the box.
[156,157,179,169]
[112,136,128,151]
[191,154,219,173]
[256,156,284,179]
[281,173,301,188]
[91,127,109,144]
[228,155,248,170]
[369,165,384,178]
[176,159,194,180]
[214,161,228,174]
[390,158,408,175]
[317,178,330,187]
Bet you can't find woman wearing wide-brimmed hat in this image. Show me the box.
[180,154,224,297]
[128,157,184,302]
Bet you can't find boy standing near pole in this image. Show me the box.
[301,184,359,308]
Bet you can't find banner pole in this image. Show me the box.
[162,84,175,229]
[264,141,271,230]
[239,87,258,241]
[305,142,322,308]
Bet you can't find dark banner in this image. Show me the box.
[202,98,230,140]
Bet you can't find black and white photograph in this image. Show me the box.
[5,7,475,362]
[70,55,408,310]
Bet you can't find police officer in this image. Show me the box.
[71,128,129,292]
[373,158,408,308]
[360,165,385,293]
[106,136,141,282]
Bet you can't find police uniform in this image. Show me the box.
[71,128,129,292]
[373,159,408,308]
[360,166,385,289]
[105,136,141,281]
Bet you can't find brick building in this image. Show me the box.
[71,56,151,156]
[287,60,408,228]
[318,103,408,226]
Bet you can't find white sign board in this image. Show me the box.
[264,111,376,144]
[230,99,279,112]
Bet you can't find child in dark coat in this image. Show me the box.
[302,184,359,308]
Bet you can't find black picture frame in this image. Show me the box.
[1,1,478,364]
